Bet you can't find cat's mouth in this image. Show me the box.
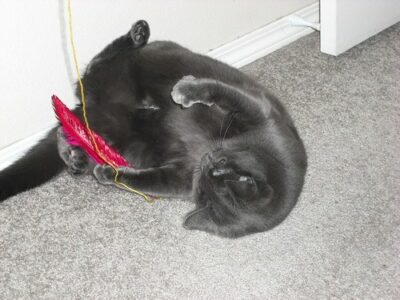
[200,150,240,182]
[209,168,241,182]
[200,154,239,182]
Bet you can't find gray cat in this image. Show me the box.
[0,21,307,238]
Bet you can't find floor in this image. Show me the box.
[1,23,399,299]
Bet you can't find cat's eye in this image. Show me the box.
[218,158,227,165]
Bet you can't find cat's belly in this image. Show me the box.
[120,104,227,171]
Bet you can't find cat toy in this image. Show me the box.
[54,0,152,202]
[52,95,129,168]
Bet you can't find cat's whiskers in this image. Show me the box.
[219,113,227,140]
[193,165,201,173]
[192,163,203,178]
[206,132,220,150]
[213,138,223,150]
[222,112,235,143]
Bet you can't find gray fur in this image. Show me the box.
[1,20,307,238]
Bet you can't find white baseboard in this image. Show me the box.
[0,127,52,171]
[0,2,319,171]
[208,2,319,68]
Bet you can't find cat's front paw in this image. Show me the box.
[93,165,116,185]
[171,76,213,108]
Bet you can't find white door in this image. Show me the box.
[320,0,400,56]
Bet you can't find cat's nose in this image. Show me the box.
[203,153,213,166]
[200,153,213,172]
[201,151,226,173]
[207,152,226,165]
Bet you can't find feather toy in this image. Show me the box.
[51,0,152,202]
[52,95,130,168]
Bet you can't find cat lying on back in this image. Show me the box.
[0,20,307,238]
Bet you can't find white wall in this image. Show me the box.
[321,0,400,55]
[0,0,315,150]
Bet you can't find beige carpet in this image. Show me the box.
[1,23,399,299]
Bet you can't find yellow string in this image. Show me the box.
[67,0,153,203]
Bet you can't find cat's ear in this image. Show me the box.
[183,206,215,232]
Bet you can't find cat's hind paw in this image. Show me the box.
[130,20,150,48]
[93,165,116,185]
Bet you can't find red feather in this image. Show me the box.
[52,95,130,167]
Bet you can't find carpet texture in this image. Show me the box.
[1,23,399,299]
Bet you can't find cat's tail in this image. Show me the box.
[0,127,65,201]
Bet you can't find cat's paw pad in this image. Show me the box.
[171,75,211,108]
[57,128,89,176]
[93,165,115,185]
[67,148,89,175]
[130,20,150,48]
[171,75,196,107]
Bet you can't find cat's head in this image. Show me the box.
[187,145,281,238]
